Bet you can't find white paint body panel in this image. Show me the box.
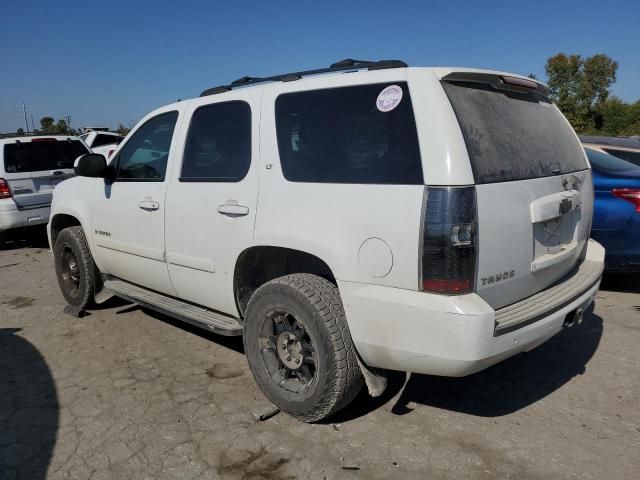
[342,240,603,376]
[164,88,263,316]
[48,66,604,376]
[88,102,188,295]
[256,70,426,289]
[0,136,83,230]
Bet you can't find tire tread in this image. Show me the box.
[54,226,96,308]
[245,273,363,422]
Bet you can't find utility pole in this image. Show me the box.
[22,102,29,134]
[30,115,35,133]
[66,113,71,134]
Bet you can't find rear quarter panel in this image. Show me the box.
[255,71,427,289]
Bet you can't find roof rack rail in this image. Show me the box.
[200,58,408,97]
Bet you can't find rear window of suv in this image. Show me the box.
[3,139,89,173]
[275,82,423,184]
[92,134,123,148]
[442,81,588,184]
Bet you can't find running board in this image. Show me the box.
[103,278,243,336]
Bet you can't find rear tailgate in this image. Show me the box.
[2,139,85,208]
[442,74,592,309]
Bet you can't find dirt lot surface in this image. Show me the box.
[1,236,639,479]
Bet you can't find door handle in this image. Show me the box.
[217,203,249,217]
[138,200,160,211]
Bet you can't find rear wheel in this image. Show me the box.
[243,274,363,422]
[53,226,98,309]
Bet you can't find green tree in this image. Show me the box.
[580,54,618,108]
[618,101,640,136]
[40,116,55,132]
[595,97,630,135]
[17,127,25,136]
[545,53,618,132]
[55,119,69,134]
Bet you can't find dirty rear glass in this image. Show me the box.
[4,140,89,173]
[442,82,588,184]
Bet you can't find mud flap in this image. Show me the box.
[356,355,387,398]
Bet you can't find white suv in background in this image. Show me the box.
[48,59,605,422]
[79,131,124,158]
[0,135,88,247]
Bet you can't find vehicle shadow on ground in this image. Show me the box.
[391,307,603,418]
[0,226,49,251]
[0,328,59,479]
[121,304,245,354]
[599,272,640,294]
[335,306,603,421]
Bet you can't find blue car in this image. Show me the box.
[586,147,640,271]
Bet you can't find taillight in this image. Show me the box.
[0,178,12,199]
[421,186,477,295]
[612,188,640,213]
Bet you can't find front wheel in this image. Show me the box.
[53,226,98,309]
[243,274,363,422]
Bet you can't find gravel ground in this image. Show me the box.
[1,231,639,480]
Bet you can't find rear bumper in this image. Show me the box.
[340,240,605,377]
[0,200,50,231]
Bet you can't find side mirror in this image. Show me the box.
[75,154,108,178]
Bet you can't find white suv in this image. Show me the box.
[0,135,87,247]
[48,59,605,422]
[79,131,124,158]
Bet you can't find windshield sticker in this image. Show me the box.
[376,85,403,112]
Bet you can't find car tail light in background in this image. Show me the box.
[612,188,640,213]
[421,186,477,294]
[0,179,13,199]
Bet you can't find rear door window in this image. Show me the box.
[275,82,423,184]
[180,101,251,182]
[3,140,89,173]
[442,81,588,184]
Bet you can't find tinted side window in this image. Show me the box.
[602,148,640,166]
[181,102,251,182]
[116,111,178,181]
[275,83,423,184]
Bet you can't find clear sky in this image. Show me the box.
[0,0,638,133]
